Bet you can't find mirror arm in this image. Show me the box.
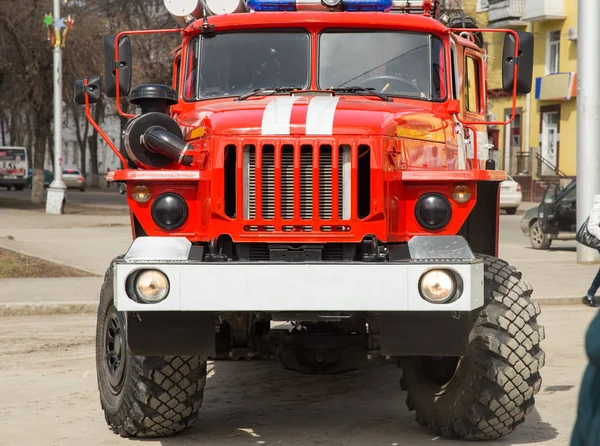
[450,27,521,127]
[84,78,128,168]
[113,29,182,119]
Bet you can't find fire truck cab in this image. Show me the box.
[75,0,544,440]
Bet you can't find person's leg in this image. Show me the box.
[586,268,600,300]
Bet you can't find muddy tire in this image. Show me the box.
[529,220,551,250]
[96,260,207,438]
[399,255,545,440]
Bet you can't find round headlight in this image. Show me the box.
[322,0,342,7]
[415,193,452,230]
[151,193,188,230]
[135,270,170,303]
[419,270,456,303]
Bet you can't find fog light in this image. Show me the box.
[419,269,456,303]
[452,185,471,204]
[151,193,188,230]
[135,270,169,303]
[132,185,152,203]
[415,193,452,230]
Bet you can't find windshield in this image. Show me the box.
[319,31,446,100]
[185,31,310,100]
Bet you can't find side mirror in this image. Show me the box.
[502,31,534,95]
[73,75,101,105]
[104,35,132,98]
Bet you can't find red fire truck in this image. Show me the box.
[74,0,543,440]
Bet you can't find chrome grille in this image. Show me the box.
[243,144,352,222]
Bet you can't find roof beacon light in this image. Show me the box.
[248,0,393,11]
[247,0,297,11]
[343,0,393,11]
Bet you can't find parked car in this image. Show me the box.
[521,180,577,249]
[499,174,522,215]
[27,169,53,189]
[63,169,86,192]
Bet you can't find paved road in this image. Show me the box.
[0,187,127,207]
[0,305,592,446]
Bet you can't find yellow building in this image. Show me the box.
[483,0,577,200]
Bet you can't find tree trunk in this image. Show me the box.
[31,111,51,204]
[88,98,104,188]
[70,103,89,177]
[1,113,6,146]
[25,113,33,164]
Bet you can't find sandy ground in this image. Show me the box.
[0,306,594,446]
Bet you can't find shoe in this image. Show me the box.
[582,296,599,307]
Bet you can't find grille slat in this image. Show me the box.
[243,143,355,224]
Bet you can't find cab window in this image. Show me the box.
[465,56,481,113]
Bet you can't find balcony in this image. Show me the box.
[488,0,526,28]
[524,0,566,22]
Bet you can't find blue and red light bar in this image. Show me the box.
[246,0,394,12]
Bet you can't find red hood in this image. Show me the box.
[177,96,450,139]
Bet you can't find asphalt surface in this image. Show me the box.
[0,187,127,207]
[0,305,591,446]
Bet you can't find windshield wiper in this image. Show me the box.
[236,87,297,101]
[329,86,392,102]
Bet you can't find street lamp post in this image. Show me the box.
[577,0,600,263]
[46,0,67,215]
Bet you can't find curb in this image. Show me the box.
[0,302,97,316]
[533,297,584,306]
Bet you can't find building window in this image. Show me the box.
[546,31,561,74]
[476,0,489,12]
[511,113,522,148]
[465,56,481,113]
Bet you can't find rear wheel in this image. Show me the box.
[96,260,207,438]
[505,207,518,215]
[529,220,551,250]
[399,255,545,440]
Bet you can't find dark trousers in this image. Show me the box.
[587,250,600,298]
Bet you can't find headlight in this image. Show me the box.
[415,193,452,230]
[135,270,170,303]
[419,269,456,303]
[151,193,188,230]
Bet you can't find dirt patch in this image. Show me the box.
[0,197,127,216]
[0,248,94,278]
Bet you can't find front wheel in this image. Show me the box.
[529,220,551,250]
[96,260,207,438]
[399,255,545,440]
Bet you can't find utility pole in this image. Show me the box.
[46,0,67,215]
[577,0,600,263]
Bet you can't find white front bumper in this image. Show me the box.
[114,260,484,313]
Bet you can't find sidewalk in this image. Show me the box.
[0,205,596,314]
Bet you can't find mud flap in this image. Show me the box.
[380,311,475,357]
[126,311,216,356]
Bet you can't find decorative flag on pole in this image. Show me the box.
[43,14,75,48]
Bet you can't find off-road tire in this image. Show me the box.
[529,220,552,250]
[96,260,207,438]
[399,255,545,440]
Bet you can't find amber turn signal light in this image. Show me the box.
[452,185,471,204]
[132,185,152,204]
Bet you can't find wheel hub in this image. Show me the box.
[104,308,126,392]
